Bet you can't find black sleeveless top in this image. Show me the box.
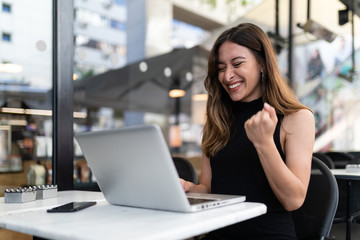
[208,97,296,240]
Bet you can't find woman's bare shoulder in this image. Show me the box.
[282,108,315,132]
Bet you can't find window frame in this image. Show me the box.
[52,0,74,190]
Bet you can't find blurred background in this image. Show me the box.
[0,0,359,206]
[1,0,360,238]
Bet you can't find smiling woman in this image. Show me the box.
[180,23,315,240]
[217,41,262,102]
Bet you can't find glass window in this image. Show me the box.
[2,3,11,13]
[114,0,126,6]
[76,9,107,27]
[0,1,53,195]
[72,0,210,189]
[298,39,360,152]
[72,0,360,191]
[110,19,126,31]
[171,20,210,49]
[75,35,113,54]
[2,32,11,42]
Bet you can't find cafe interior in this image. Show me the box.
[1,0,360,239]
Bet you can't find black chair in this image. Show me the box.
[329,151,360,229]
[324,151,354,169]
[347,151,360,161]
[313,152,335,169]
[333,168,360,228]
[172,156,198,184]
[292,156,339,240]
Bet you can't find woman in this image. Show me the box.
[181,23,315,239]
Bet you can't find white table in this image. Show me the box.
[331,169,360,240]
[0,191,266,240]
[331,169,360,179]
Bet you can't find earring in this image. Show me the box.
[261,72,264,82]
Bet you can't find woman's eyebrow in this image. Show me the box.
[231,56,246,61]
[217,56,246,64]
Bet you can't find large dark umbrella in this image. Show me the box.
[74,46,209,115]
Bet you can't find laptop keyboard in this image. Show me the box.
[187,197,216,205]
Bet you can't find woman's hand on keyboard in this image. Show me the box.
[180,178,195,192]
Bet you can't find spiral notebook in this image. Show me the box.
[75,124,245,212]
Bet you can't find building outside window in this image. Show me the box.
[110,19,126,31]
[0,0,53,194]
[114,0,126,6]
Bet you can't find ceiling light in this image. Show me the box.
[185,72,193,82]
[169,89,186,98]
[73,73,78,81]
[164,67,172,77]
[0,63,23,73]
[192,93,208,101]
[139,61,148,72]
[0,107,87,118]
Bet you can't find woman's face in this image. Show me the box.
[217,41,262,102]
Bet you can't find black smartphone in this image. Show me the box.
[47,201,96,213]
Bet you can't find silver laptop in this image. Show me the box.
[75,124,245,212]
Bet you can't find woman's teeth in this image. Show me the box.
[229,82,241,89]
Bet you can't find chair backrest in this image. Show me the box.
[292,156,339,240]
[347,151,360,161]
[172,156,198,184]
[324,151,354,169]
[313,152,335,169]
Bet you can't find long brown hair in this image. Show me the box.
[202,23,310,158]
